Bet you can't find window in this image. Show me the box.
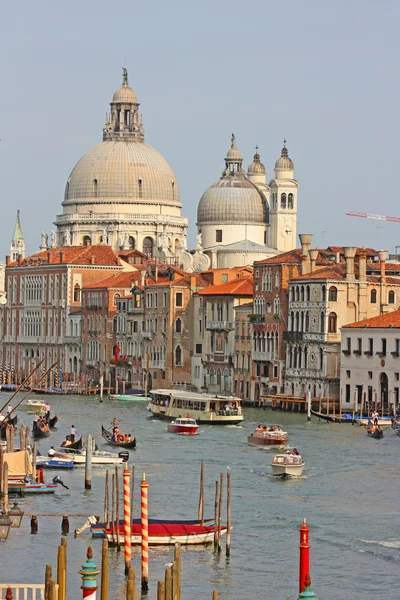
[128,236,135,250]
[328,286,337,302]
[134,294,141,308]
[216,230,223,243]
[175,318,182,333]
[196,343,202,354]
[368,371,373,379]
[346,370,351,378]
[222,274,228,283]
[395,340,400,356]
[163,292,167,307]
[381,338,387,356]
[368,338,373,355]
[133,321,138,333]
[370,289,377,304]
[176,292,183,307]
[154,293,158,308]
[328,312,337,333]
[388,290,395,304]
[73,284,81,303]
[288,193,294,209]
[210,368,215,385]
[395,372,399,381]
[346,337,351,354]
[175,345,182,366]
[143,237,154,257]
[83,235,91,246]
[281,193,287,209]
[345,384,351,402]
[113,293,120,307]
[273,365,278,378]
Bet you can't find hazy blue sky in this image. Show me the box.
[1,0,400,258]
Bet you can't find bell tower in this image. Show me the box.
[10,210,25,261]
[269,141,299,252]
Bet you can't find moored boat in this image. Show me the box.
[36,456,74,469]
[148,389,243,424]
[357,417,393,429]
[168,417,199,435]
[92,517,214,538]
[18,399,46,415]
[311,410,358,423]
[248,427,288,447]
[270,453,305,477]
[101,425,136,449]
[109,393,147,401]
[54,447,129,465]
[104,521,227,546]
[0,415,18,439]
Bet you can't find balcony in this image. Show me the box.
[353,350,362,356]
[206,321,234,331]
[142,330,153,339]
[391,351,400,358]
[252,350,274,361]
[149,360,166,369]
[283,331,304,342]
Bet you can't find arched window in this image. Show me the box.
[142,237,154,257]
[281,193,287,209]
[175,318,182,333]
[328,312,337,333]
[113,317,118,333]
[113,293,121,307]
[388,290,395,304]
[73,284,81,303]
[128,236,135,250]
[322,286,326,302]
[300,286,304,302]
[370,289,377,304]
[175,345,182,366]
[83,235,91,246]
[288,193,294,209]
[306,285,310,302]
[321,312,325,333]
[210,368,215,385]
[216,369,221,386]
[328,286,338,302]
[224,368,229,391]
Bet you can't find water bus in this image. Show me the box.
[147,389,243,425]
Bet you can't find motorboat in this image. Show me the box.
[148,389,244,424]
[248,428,288,447]
[168,417,199,435]
[35,455,74,469]
[109,393,147,402]
[54,447,129,465]
[18,399,46,415]
[104,521,227,546]
[270,453,305,477]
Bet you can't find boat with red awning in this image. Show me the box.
[104,521,227,546]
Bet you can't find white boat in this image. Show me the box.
[54,447,129,465]
[148,389,244,424]
[357,417,393,429]
[18,399,46,415]
[270,453,305,477]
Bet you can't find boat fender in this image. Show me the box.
[118,451,129,462]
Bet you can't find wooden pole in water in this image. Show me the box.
[5,427,11,453]
[352,390,356,422]
[48,579,57,600]
[140,472,149,592]
[45,564,52,600]
[157,581,165,600]
[60,537,67,596]
[126,567,135,600]
[326,390,330,417]
[115,465,121,550]
[217,472,223,553]
[172,543,180,600]
[85,434,93,490]
[212,592,218,600]
[19,424,25,451]
[214,479,219,551]
[306,391,311,422]
[3,462,9,514]
[111,473,116,545]
[0,445,3,496]
[25,426,31,452]
[100,538,109,600]
[226,468,231,557]
[123,466,132,573]
[339,388,343,419]
[10,426,14,453]
[198,460,204,523]
[165,566,172,600]
[32,442,37,481]
[57,544,66,600]
[104,470,109,524]
[100,376,104,402]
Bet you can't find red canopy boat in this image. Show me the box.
[168,417,198,435]
[105,521,226,546]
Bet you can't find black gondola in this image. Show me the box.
[0,415,18,439]
[101,425,136,449]
[48,415,59,429]
[60,436,83,450]
[32,421,51,439]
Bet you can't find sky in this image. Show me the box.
[1,0,400,258]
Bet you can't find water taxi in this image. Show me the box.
[270,453,305,477]
[147,389,244,425]
[54,447,129,465]
[168,417,199,435]
[18,399,46,415]
[248,428,288,447]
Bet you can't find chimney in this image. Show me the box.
[155,266,159,282]
[378,250,387,283]
[298,234,312,275]
[343,247,357,281]
[17,255,23,266]
[5,255,10,266]
[190,275,197,291]
[335,251,341,264]
[90,256,95,265]
[309,249,319,273]
[47,250,51,264]
[141,270,146,287]
[59,251,65,263]
[85,239,90,247]
[358,251,367,282]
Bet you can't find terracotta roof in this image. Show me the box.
[198,276,253,296]
[84,271,141,290]
[10,245,121,267]
[343,309,400,329]
[147,272,210,289]
[254,248,332,267]
[234,301,253,310]
[291,264,347,281]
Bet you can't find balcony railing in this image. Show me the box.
[252,350,274,361]
[206,321,234,331]
[283,331,304,342]
[142,330,153,339]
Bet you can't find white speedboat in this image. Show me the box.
[270,453,305,477]
[18,399,46,415]
[54,447,128,465]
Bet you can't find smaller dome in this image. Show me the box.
[275,142,294,170]
[112,86,137,103]
[248,150,266,175]
[225,133,242,161]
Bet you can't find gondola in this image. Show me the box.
[101,425,136,449]
[310,410,356,423]
[0,415,18,439]
[32,421,51,439]
[60,436,83,450]
[48,415,59,429]
[366,424,384,439]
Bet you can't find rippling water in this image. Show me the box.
[1,392,399,599]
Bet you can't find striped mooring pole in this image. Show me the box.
[141,472,149,592]
[123,466,132,574]
[78,547,100,599]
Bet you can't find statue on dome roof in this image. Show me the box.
[40,231,48,250]
[122,67,128,86]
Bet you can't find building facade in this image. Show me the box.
[233,302,253,402]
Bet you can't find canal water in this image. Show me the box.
[1,392,399,599]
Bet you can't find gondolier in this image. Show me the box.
[70,424,78,442]
[372,411,379,425]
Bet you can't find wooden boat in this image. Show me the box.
[104,521,227,546]
[148,389,244,424]
[54,447,129,465]
[270,453,305,477]
[9,480,58,494]
[109,393,147,402]
[101,426,136,449]
[35,456,74,469]
[357,417,393,429]
[366,424,384,439]
[60,436,83,450]
[248,428,288,447]
[310,410,358,423]
[0,415,18,439]
[91,517,214,538]
[32,421,51,439]
[168,417,199,435]
[18,399,46,415]
[48,415,59,429]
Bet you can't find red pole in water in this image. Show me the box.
[299,518,310,593]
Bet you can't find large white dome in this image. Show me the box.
[64,140,181,209]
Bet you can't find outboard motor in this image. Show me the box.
[118,451,129,462]
[52,475,70,490]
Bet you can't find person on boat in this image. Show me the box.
[111,418,119,427]
[45,402,51,421]
[7,404,12,414]
[256,424,263,431]
[62,436,72,447]
[0,413,4,422]
[33,413,39,423]
[372,411,379,425]
[48,446,56,457]
[292,448,300,456]
[70,425,78,443]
